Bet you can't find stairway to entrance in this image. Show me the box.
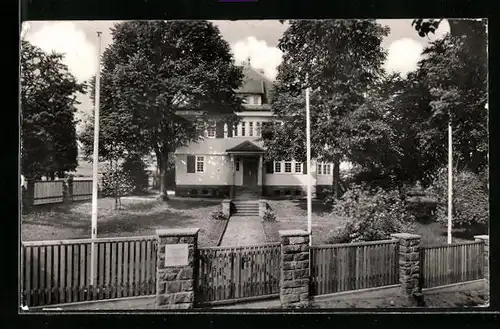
[231,200,259,216]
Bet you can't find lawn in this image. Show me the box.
[262,199,483,245]
[21,196,225,247]
[263,199,348,244]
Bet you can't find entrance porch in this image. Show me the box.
[226,141,266,200]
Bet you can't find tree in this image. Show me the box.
[81,21,243,200]
[20,40,85,179]
[261,20,390,198]
[101,163,134,210]
[414,20,488,174]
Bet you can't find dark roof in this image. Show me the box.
[236,65,274,101]
[226,140,265,153]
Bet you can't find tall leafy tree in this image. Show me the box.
[21,40,85,179]
[81,21,244,199]
[414,19,488,174]
[262,20,389,198]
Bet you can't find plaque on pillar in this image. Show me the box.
[165,244,189,267]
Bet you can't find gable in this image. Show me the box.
[226,140,265,153]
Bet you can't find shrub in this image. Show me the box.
[327,184,415,243]
[101,165,134,210]
[121,154,149,194]
[427,168,488,229]
[263,209,277,222]
[405,181,438,222]
[210,210,228,221]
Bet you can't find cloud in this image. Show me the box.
[25,22,97,82]
[384,38,424,76]
[231,36,283,80]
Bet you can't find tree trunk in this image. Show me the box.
[159,151,170,201]
[333,155,341,200]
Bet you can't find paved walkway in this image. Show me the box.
[220,216,266,246]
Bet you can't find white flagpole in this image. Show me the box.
[90,31,102,286]
[305,74,312,246]
[447,120,453,244]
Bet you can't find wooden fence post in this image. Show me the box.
[391,233,423,306]
[155,228,200,309]
[474,235,489,305]
[279,229,310,308]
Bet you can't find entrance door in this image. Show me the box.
[243,158,258,186]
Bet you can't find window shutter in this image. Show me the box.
[216,121,225,138]
[187,155,195,173]
[227,122,233,137]
[265,161,274,173]
[303,162,307,174]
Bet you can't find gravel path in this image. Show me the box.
[220,216,266,246]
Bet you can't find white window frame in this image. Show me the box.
[256,122,261,136]
[241,121,246,136]
[253,95,261,105]
[295,162,303,173]
[249,121,254,136]
[206,121,216,138]
[284,161,292,173]
[317,162,331,175]
[274,161,281,173]
[196,156,204,173]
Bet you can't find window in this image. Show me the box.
[206,121,216,138]
[234,124,238,137]
[317,163,331,175]
[249,122,254,136]
[196,156,204,173]
[295,162,302,173]
[246,95,261,105]
[325,164,331,175]
[256,122,261,136]
[253,95,261,105]
[274,161,281,173]
[241,122,246,136]
[284,161,292,173]
[235,159,240,171]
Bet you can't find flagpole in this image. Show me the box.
[90,31,102,286]
[447,120,453,244]
[305,74,312,246]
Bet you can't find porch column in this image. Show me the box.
[230,154,235,199]
[258,155,263,186]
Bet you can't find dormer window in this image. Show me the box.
[206,121,216,138]
[245,95,262,105]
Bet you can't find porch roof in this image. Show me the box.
[225,140,265,154]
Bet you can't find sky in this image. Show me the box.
[21,19,450,129]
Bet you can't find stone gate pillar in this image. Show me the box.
[155,228,199,309]
[391,233,422,305]
[474,235,489,305]
[279,229,311,308]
